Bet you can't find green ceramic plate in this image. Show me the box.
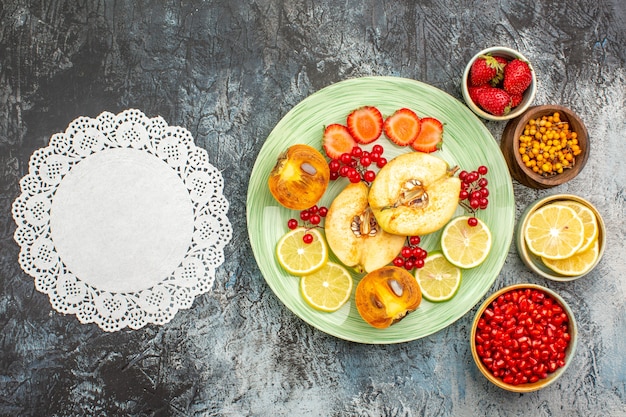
[247,76,514,344]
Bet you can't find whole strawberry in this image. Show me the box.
[469,54,505,86]
[503,59,533,95]
[476,87,512,116]
[468,85,491,104]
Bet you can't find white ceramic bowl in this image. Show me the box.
[461,46,537,121]
[516,194,605,281]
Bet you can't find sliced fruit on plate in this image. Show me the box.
[414,252,462,302]
[322,124,357,159]
[325,181,406,273]
[300,261,353,312]
[541,238,599,276]
[276,227,328,276]
[441,216,492,269]
[524,204,584,259]
[355,266,422,328]
[368,152,461,236]
[556,201,598,253]
[347,106,383,144]
[268,144,330,210]
[411,117,443,153]
[383,108,421,146]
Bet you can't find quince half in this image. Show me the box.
[325,181,406,273]
[368,152,461,236]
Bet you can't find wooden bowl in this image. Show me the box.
[501,105,589,189]
[461,46,537,121]
[515,194,606,281]
[470,284,578,392]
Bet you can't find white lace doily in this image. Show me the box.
[12,109,233,331]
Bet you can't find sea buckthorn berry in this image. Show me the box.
[517,112,580,177]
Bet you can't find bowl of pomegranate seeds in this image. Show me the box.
[471,284,578,392]
[462,46,537,121]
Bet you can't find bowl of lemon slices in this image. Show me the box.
[516,194,605,281]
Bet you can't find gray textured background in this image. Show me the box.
[1,1,625,416]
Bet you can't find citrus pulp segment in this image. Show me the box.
[441,216,492,269]
[556,201,598,253]
[275,227,328,276]
[541,238,599,276]
[524,204,584,260]
[414,252,462,302]
[300,262,353,312]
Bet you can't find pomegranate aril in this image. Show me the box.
[475,288,570,386]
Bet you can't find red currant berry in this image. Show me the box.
[302,233,314,244]
[401,246,413,258]
[360,156,372,167]
[363,170,376,182]
[372,144,384,154]
[479,198,489,209]
[287,219,298,229]
[318,207,328,217]
[414,247,427,259]
[339,166,350,177]
[330,171,339,180]
[471,190,482,200]
[300,211,311,221]
[308,205,318,214]
[481,188,489,197]
[404,259,415,270]
[393,256,405,267]
[478,178,488,188]
[460,190,469,200]
[376,157,387,168]
[459,170,468,181]
[340,153,352,165]
[478,165,488,175]
[351,146,363,157]
[467,217,478,227]
[369,152,380,162]
[409,235,421,246]
[470,198,480,209]
[309,214,321,225]
[329,160,341,172]
[349,174,361,183]
[414,258,425,269]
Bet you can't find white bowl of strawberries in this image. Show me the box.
[462,46,537,121]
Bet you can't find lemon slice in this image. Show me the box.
[276,227,328,276]
[414,252,462,302]
[300,262,353,312]
[541,238,599,276]
[556,201,598,253]
[441,216,492,269]
[524,204,584,260]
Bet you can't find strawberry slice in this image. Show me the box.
[411,117,443,153]
[346,106,383,144]
[322,124,357,159]
[383,108,421,146]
